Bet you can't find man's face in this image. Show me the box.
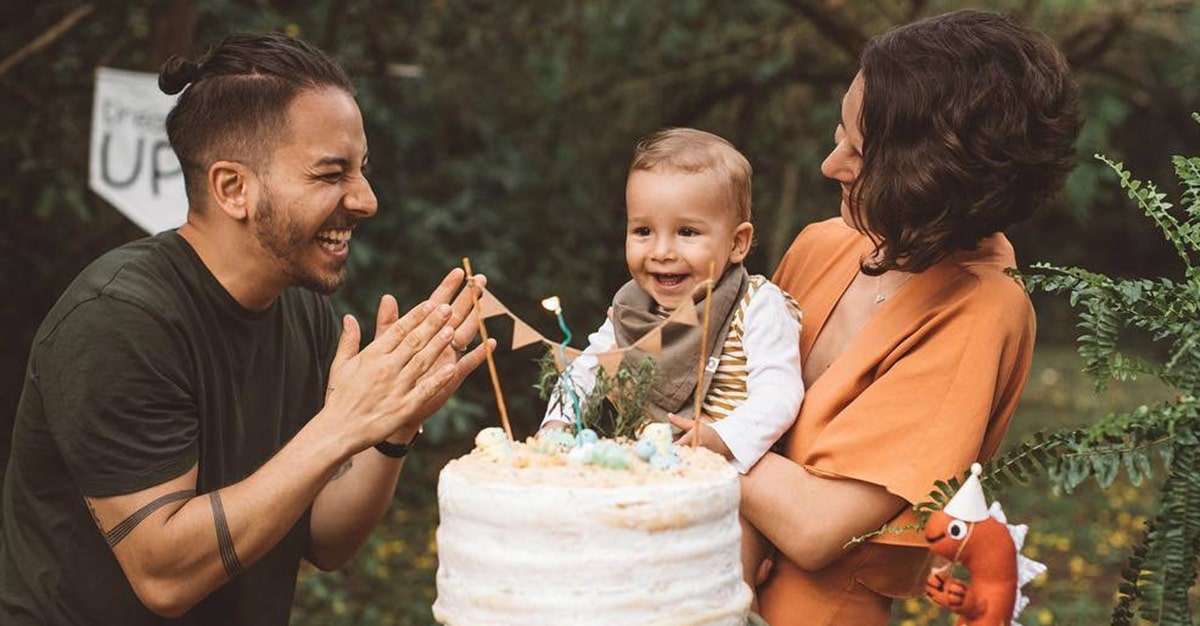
[252,87,377,294]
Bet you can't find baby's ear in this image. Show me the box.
[730,221,754,263]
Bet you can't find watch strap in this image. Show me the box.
[374,427,422,458]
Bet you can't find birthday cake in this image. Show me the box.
[432,426,752,626]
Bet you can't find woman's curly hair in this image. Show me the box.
[850,9,1080,275]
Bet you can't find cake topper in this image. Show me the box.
[462,257,512,441]
[460,265,705,440]
[689,261,717,450]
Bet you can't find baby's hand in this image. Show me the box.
[667,413,733,461]
[537,420,570,436]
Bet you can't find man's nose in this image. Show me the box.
[345,175,378,217]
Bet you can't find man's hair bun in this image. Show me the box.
[158,56,200,95]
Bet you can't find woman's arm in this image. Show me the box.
[739,453,907,571]
[745,266,1035,573]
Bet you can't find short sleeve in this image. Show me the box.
[35,296,198,497]
[801,282,1034,505]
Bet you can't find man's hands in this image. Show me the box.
[320,269,492,453]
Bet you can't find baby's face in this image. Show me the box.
[625,169,751,310]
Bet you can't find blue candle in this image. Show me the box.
[542,296,583,432]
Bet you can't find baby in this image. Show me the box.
[541,127,804,595]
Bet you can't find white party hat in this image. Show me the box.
[942,463,990,522]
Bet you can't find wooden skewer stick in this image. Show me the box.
[463,258,513,441]
[690,261,717,449]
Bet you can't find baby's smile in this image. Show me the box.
[652,273,688,287]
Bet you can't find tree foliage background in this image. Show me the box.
[2,0,1200,622]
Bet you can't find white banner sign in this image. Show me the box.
[89,67,187,234]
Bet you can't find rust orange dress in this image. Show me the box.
[758,218,1035,625]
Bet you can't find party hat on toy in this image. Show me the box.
[943,463,990,522]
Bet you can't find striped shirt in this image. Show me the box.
[704,275,803,420]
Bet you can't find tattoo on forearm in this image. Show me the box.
[103,490,195,548]
[209,491,243,578]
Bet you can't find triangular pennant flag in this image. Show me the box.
[634,327,662,355]
[476,287,507,319]
[597,350,624,377]
[670,304,699,327]
[511,318,544,350]
[549,344,583,372]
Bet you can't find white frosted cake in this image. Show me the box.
[432,427,752,626]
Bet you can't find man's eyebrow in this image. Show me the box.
[313,151,370,168]
[312,156,350,168]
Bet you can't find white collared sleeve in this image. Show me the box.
[708,283,805,473]
[540,318,617,428]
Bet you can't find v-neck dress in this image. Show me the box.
[758,218,1035,625]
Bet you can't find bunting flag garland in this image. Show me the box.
[633,326,663,355]
[551,346,583,372]
[670,303,699,327]
[477,287,507,319]
[471,284,703,374]
[596,351,624,377]
[511,319,543,350]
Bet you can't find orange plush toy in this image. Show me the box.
[924,463,1045,626]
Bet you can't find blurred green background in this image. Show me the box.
[3,0,1199,624]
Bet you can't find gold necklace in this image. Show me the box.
[874,272,913,304]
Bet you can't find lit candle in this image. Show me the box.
[542,296,583,432]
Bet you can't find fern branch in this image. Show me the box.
[1097,154,1196,268]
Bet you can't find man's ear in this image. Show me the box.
[208,160,257,221]
[729,221,754,264]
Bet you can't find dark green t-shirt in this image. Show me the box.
[0,231,338,625]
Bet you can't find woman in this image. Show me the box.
[745,10,1078,624]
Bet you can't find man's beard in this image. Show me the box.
[252,193,347,295]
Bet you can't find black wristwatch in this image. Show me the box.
[374,427,422,458]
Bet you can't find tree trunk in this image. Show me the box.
[149,0,197,68]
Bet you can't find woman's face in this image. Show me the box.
[821,72,865,225]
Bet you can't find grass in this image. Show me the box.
[290,343,1178,626]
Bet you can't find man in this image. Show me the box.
[0,33,489,625]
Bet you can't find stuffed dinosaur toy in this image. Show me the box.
[924,463,1046,626]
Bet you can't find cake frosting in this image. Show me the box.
[432,427,752,626]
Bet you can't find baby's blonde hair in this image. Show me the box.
[629,128,752,223]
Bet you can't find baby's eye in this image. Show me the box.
[631,226,651,236]
[679,227,700,237]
